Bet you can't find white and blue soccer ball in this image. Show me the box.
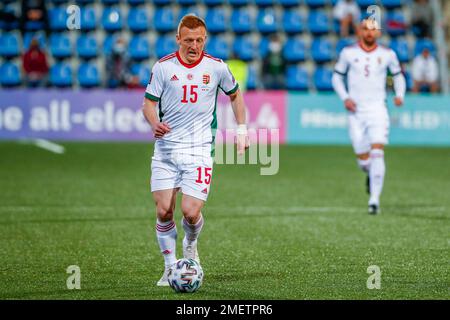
[168,258,204,293]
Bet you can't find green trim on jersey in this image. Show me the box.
[210,87,219,157]
[145,92,160,102]
[225,83,239,96]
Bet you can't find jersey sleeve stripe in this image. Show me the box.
[145,92,160,101]
[224,83,239,95]
[334,69,346,76]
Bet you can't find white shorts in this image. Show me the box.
[348,107,389,155]
[151,153,213,201]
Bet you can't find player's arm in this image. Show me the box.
[142,62,170,138]
[142,98,170,138]
[228,88,249,155]
[389,50,406,107]
[331,49,356,112]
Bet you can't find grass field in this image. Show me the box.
[0,142,448,300]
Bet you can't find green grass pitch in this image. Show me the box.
[0,142,448,299]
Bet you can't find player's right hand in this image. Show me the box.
[344,99,357,112]
[152,122,171,138]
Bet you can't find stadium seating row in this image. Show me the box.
[0,60,413,91]
[0,32,437,63]
[0,6,409,37]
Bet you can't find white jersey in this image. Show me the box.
[334,43,403,109]
[145,51,238,157]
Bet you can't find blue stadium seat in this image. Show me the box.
[102,0,120,4]
[314,67,334,91]
[77,34,98,59]
[256,8,279,34]
[286,66,309,91]
[205,7,227,34]
[231,8,253,34]
[153,0,172,5]
[246,65,258,90]
[254,0,274,6]
[305,0,328,8]
[356,0,377,7]
[178,6,201,22]
[283,10,304,34]
[0,62,21,87]
[78,62,100,87]
[228,0,250,6]
[0,5,19,30]
[308,10,330,35]
[102,7,123,32]
[49,7,69,31]
[279,0,300,7]
[127,0,146,5]
[283,38,306,62]
[128,7,149,32]
[414,39,436,56]
[25,20,45,31]
[390,39,410,63]
[233,36,255,61]
[129,36,150,60]
[154,7,176,33]
[23,33,47,50]
[336,38,355,55]
[0,33,20,58]
[311,38,334,63]
[386,11,406,37]
[177,0,197,6]
[404,70,413,91]
[204,0,223,6]
[103,34,118,55]
[50,33,72,59]
[382,0,403,8]
[80,6,97,31]
[206,36,230,60]
[50,63,73,87]
[131,64,151,87]
[155,35,177,59]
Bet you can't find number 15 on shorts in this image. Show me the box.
[195,167,212,185]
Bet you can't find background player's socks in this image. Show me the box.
[182,214,204,244]
[156,219,177,268]
[357,158,371,173]
[368,149,385,205]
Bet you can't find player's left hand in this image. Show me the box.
[236,125,250,155]
[394,97,403,107]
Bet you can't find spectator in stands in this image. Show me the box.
[411,47,439,93]
[262,35,286,90]
[20,0,49,36]
[22,37,49,88]
[105,38,140,89]
[410,0,434,38]
[333,0,361,37]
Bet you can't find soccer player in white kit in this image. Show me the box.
[332,19,406,214]
[142,15,249,286]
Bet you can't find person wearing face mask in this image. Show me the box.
[22,37,49,88]
[262,34,286,90]
[105,38,140,88]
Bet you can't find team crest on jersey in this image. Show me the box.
[187,73,193,80]
[202,73,210,85]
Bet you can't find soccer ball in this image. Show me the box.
[168,258,203,293]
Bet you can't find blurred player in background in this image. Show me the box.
[142,14,249,286]
[332,19,406,215]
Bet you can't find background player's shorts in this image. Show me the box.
[348,106,389,155]
[151,153,213,201]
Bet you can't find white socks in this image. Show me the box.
[182,214,204,245]
[156,219,177,268]
[368,149,385,206]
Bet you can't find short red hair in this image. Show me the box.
[177,14,207,35]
